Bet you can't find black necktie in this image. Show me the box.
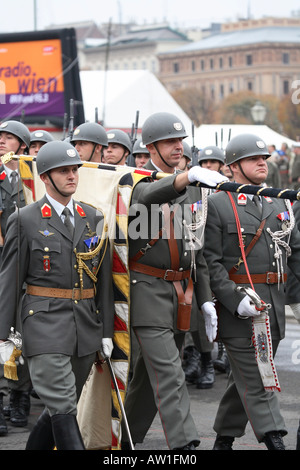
[10,171,18,190]
[62,207,74,237]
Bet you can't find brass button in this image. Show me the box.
[74,283,79,287]
[44,247,49,252]
[29,310,34,315]
[74,300,78,304]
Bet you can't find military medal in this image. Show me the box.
[277,211,290,231]
[43,255,50,272]
[237,194,247,205]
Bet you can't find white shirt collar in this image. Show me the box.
[45,193,74,218]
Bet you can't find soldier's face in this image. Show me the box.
[42,165,79,201]
[0,131,25,156]
[103,143,128,165]
[135,153,150,168]
[231,155,268,184]
[151,138,184,169]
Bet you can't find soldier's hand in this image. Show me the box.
[188,166,228,187]
[101,338,114,358]
[237,295,261,318]
[201,301,218,342]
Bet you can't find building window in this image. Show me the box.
[219,57,223,69]
[201,59,205,71]
[210,58,214,69]
[246,54,252,66]
[220,84,224,99]
[191,60,196,71]
[282,53,289,64]
[247,81,253,91]
[173,62,180,73]
[229,82,234,93]
[283,80,289,94]
[229,56,233,67]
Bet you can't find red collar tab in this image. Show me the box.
[41,203,52,218]
[75,203,86,217]
[0,170,7,181]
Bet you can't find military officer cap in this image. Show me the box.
[36,140,82,175]
[106,129,132,153]
[71,122,108,147]
[198,145,225,165]
[30,130,54,144]
[225,134,270,165]
[142,112,188,145]
[132,137,150,156]
[0,120,31,148]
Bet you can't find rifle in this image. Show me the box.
[67,99,74,139]
[191,122,199,167]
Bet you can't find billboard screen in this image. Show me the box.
[0,29,84,127]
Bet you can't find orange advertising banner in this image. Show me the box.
[0,38,65,118]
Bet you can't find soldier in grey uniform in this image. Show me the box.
[121,112,226,450]
[204,133,300,450]
[132,137,150,168]
[28,130,54,156]
[0,120,31,435]
[103,129,132,166]
[0,141,115,449]
[71,121,108,163]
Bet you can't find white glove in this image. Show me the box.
[188,166,229,187]
[201,301,218,342]
[237,295,260,318]
[101,338,114,358]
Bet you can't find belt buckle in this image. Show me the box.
[164,269,173,281]
[72,288,80,300]
[266,272,274,284]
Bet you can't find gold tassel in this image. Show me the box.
[4,347,22,380]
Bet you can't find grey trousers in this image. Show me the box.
[123,326,199,449]
[27,352,96,416]
[213,337,286,442]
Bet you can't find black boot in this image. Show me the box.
[174,440,200,450]
[263,431,285,450]
[296,421,300,450]
[212,435,234,450]
[51,414,85,450]
[10,390,31,427]
[0,394,8,437]
[26,409,55,450]
[213,342,230,375]
[183,346,200,383]
[196,352,215,389]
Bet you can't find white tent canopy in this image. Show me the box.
[194,124,297,150]
[80,70,194,139]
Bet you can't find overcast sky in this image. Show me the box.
[0,0,299,33]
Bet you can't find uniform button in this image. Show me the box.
[131,279,137,284]
[29,310,34,315]
[74,283,79,287]
[270,244,273,248]
[74,264,77,269]
[44,247,49,252]
[179,267,183,271]
[74,300,78,304]
[184,252,187,256]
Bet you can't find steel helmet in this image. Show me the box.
[36,140,82,175]
[132,137,150,155]
[198,146,225,165]
[106,129,132,153]
[225,134,270,165]
[71,122,108,147]
[30,130,54,144]
[182,141,192,161]
[142,112,188,145]
[0,120,31,148]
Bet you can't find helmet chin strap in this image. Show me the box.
[237,161,260,186]
[153,142,173,169]
[87,143,97,162]
[47,171,68,198]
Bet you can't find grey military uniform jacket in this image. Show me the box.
[286,201,300,304]
[128,161,213,332]
[204,191,300,340]
[0,164,26,239]
[0,195,114,358]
